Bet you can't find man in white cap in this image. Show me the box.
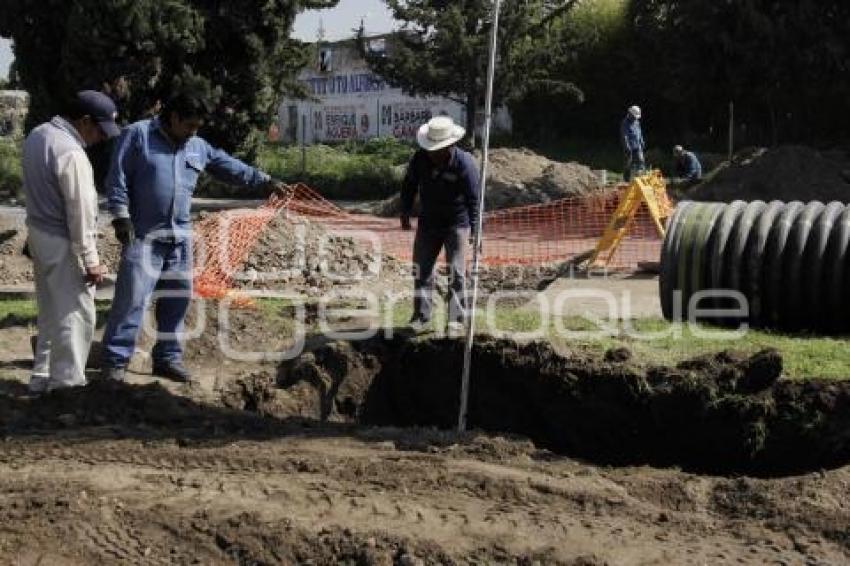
[400,116,480,333]
[22,90,121,393]
[621,105,646,181]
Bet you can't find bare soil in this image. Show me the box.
[233,211,408,297]
[0,214,123,287]
[372,148,606,217]
[0,207,568,298]
[689,145,850,203]
[0,209,408,297]
[0,319,848,565]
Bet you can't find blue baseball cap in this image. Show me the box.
[76,90,121,138]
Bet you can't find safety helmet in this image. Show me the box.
[673,145,684,154]
[628,105,641,119]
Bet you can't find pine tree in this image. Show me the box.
[360,0,580,147]
[0,0,339,160]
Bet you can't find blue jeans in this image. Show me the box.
[412,226,469,323]
[102,238,192,368]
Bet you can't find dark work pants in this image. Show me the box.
[624,149,646,182]
[412,226,469,323]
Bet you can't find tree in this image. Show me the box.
[361,0,581,147]
[629,0,850,145]
[0,0,339,160]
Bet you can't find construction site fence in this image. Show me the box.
[192,182,665,299]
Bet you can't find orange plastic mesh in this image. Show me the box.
[192,182,666,299]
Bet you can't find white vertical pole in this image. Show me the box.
[728,101,735,163]
[301,113,307,174]
[458,0,501,433]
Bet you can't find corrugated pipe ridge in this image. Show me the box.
[660,200,850,331]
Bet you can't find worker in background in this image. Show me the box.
[400,116,480,335]
[100,90,285,383]
[22,91,120,393]
[673,145,703,185]
[621,105,645,182]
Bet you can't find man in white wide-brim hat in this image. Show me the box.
[400,115,480,333]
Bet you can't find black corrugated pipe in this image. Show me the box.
[660,200,850,332]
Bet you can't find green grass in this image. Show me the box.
[0,139,22,200]
[3,296,846,380]
[0,298,38,322]
[258,297,850,378]
[0,298,112,328]
[258,138,415,200]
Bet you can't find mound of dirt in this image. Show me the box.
[0,223,31,286]
[0,208,406,294]
[373,147,604,217]
[485,147,604,208]
[234,211,408,296]
[690,145,850,202]
[0,215,124,286]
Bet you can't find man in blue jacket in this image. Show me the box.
[673,145,703,185]
[621,105,645,182]
[400,116,480,334]
[101,92,282,382]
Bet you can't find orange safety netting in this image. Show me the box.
[192,182,665,299]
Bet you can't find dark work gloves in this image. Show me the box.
[112,218,134,246]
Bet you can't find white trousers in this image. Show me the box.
[28,226,95,388]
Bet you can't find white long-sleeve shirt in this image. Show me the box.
[22,116,100,268]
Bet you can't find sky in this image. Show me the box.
[293,0,397,42]
[0,0,395,80]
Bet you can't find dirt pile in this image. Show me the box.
[690,145,850,202]
[234,211,407,296]
[485,147,604,208]
[0,208,406,294]
[0,216,33,286]
[0,216,124,286]
[373,147,604,216]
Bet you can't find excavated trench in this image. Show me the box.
[2,334,848,478]
[260,336,850,477]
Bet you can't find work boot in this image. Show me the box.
[100,365,126,382]
[28,374,51,394]
[152,360,192,383]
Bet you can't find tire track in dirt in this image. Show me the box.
[2,436,848,564]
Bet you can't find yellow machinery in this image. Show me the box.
[589,170,673,268]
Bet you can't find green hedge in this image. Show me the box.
[257,139,415,201]
[0,140,22,201]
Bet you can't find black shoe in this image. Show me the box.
[100,365,126,382]
[152,361,192,382]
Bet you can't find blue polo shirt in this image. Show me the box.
[401,147,480,231]
[106,117,270,240]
